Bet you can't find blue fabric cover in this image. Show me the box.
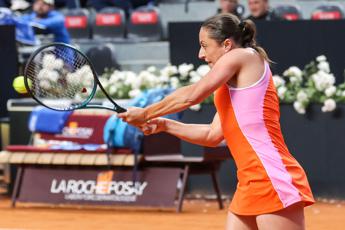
[28,106,72,133]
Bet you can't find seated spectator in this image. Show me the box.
[246,0,280,22]
[20,0,70,43]
[217,0,244,19]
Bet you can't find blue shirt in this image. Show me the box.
[21,10,70,43]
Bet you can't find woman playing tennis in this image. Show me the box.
[118,13,314,230]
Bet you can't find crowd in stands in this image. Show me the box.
[0,0,344,45]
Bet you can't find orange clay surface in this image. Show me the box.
[0,197,344,230]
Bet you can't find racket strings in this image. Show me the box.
[26,45,96,110]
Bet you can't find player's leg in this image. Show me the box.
[226,211,258,230]
[256,202,305,230]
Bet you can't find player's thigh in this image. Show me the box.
[226,211,258,230]
[256,202,305,230]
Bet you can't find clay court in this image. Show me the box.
[0,197,344,230]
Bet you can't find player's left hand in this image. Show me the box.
[117,107,147,126]
[140,118,166,135]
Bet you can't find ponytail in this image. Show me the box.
[238,19,272,63]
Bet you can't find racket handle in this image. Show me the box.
[116,106,127,113]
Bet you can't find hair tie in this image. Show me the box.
[238,21,245,32]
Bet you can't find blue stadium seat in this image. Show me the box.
[127,5,162,42]
[86,44,120,74]
[311,4,344,20]
[274,4,302,21]
[63,8,92,40]
[92,7,126,42]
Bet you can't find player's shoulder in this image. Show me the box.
[228,47,258,58]
[221,47,258,65]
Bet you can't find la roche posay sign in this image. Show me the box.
[50,171,147,202]
[18,168,181,207]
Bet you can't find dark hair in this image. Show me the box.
[201,13,271,62]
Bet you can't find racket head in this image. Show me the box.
[24,43,98,111]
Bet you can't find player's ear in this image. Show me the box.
[223,39,233,52]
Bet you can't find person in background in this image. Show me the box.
[20,0,70,43]
[246,0,280,22]
[218,0,244,19]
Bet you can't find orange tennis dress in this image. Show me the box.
[214,61,315,215]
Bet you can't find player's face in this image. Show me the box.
[198,28,227,67]
[33,0,52,17]
[248,0,268,17]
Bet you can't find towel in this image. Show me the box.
[28,106,72,134]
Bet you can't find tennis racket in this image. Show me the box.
[24,42,126,113]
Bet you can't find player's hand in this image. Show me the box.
[140,118,166,135]
[117,107,147,126]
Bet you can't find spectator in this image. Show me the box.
[246,0,280,22]
[20,0,70,43]
[217,0,244,19]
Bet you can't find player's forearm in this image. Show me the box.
[144,85,204,121]
[162,119,219,147]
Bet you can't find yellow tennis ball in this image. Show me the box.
[13,76,31,94]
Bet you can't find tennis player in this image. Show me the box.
[118,13,315,230]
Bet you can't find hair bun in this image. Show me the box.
[238,21,245,32]
[240,20,256,48]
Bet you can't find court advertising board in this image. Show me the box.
[18,167,181,207]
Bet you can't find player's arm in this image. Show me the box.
[118,49,243,125]
[142,113,224,147]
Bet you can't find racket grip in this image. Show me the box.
[116,107,127,113]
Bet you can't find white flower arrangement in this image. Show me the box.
[274,55,345,114]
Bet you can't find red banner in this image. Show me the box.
[40,114,109,144]
[283,13,299,21]
[131,12,158,25]
[312,11,342,20]
[65,16,88,28]
[96,14,122,26]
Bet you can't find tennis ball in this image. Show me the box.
[13,76,31,94]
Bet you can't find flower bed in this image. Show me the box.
[273,55,345,114]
